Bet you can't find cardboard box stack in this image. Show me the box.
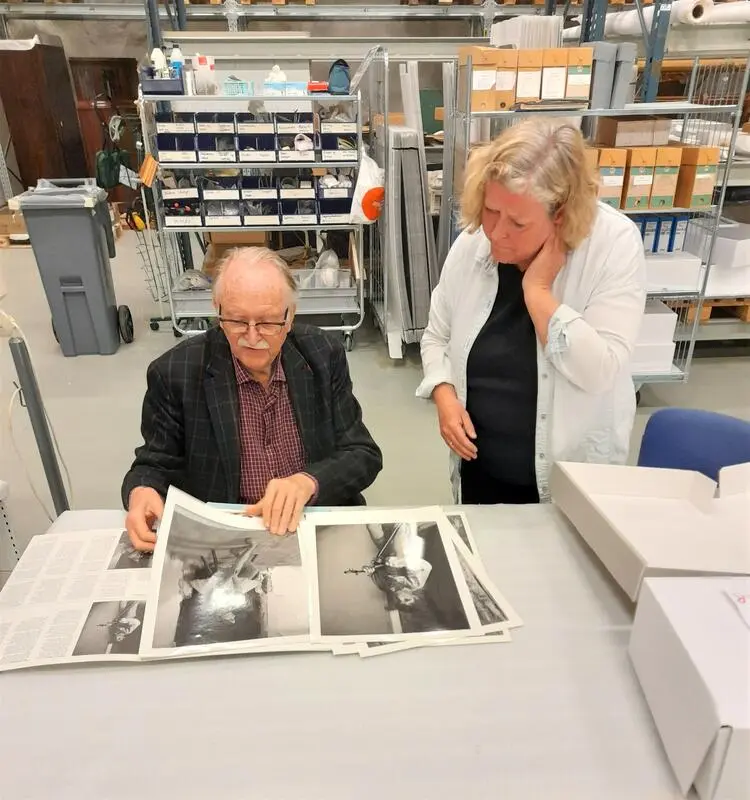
[457,46,594,112]
[632,298,678,374]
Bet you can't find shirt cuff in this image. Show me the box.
[545,304,582,357]
[301,472,319,504]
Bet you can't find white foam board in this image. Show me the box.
[550,461,750,600]
[629,577,750,800]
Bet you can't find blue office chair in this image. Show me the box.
[638,408,750,482]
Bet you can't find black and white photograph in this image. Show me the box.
[312,511,477,642]
[451,536,523,630]
[446,513,479,558]
[108,530,153,571]
[145,497,310,653]
[72,600,146,656]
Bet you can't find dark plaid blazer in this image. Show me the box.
[121,324,382,508]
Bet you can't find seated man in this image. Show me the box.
[123,246,382,549]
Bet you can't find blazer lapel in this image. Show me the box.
[204,330,241,500]
[282,337,320,462]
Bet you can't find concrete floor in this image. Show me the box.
[1,232,749,564]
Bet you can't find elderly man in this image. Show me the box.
[123,246,382,549]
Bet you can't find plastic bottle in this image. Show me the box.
[151,46,167,77]
[169,44,184,78]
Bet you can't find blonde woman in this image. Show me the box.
[417,119,647,505]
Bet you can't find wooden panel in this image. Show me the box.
[0,45,87,188]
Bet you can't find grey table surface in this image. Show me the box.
[0,505,684,800]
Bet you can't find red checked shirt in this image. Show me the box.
[233,355,307,505]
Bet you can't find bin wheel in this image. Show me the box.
[149,321,160,332]
[118,305,134,344]
[343,333,354,352]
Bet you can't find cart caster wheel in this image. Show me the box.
[343,333,354,352]
[174,328,183,338]
[149,321,160,332]
[118,305,134,344]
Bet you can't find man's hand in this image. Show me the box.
[125,487,164,552]
[433,383,477,461]
[522,231,567,294]
[245,473,316,536]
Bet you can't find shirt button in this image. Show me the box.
[542,373,549,380]
[538,453,546,460]
[540,413,547,420]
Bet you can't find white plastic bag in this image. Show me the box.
[350,151,385,224]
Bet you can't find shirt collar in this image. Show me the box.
[232,354,286,385]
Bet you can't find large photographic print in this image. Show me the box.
[310,509,479,643]
[141,490,311,656]
[108,531,153,571]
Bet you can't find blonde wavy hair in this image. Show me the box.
[460,119,599,251]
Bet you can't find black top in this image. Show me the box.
[465,264,538,486]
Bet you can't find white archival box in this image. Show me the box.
[638,298,679,344]
[549,461,750,601]
[645,253,703,294]
[711,219,750,270]
[629,576,750,800]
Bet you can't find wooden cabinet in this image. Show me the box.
[0,41,88,188]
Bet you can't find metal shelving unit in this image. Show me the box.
[139,90,366,347]
[447,54,750,383]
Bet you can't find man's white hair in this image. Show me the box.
[212,246,298,305]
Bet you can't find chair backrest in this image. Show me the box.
[637,408,750,482]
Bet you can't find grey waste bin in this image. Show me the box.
[17,178,133,357]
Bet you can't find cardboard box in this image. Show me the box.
[597,117,654,148]
[674,146,720,208]
[541,48,568,101]
[566,47,593,101]
[711,220,750,269]
[516,49,543,104]
[584,146,599,173]
[459,45,499,112]
[550,461,750,601]
[205,231,268,246]
[639,298,679,343]
[201,242,234,279]
[494,49,518,111]
[652,118,671,146]
[629,577,750,800]
[597,148,627,208]
[0,206,26,237]
[622,147,657,211]
[645,251,703,294]
[650,147,682,209]
[631,341,677,374]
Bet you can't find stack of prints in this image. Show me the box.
[0,488,522,671]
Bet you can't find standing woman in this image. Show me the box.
[417,119,647,504]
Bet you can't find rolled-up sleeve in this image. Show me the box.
[543,228,647,395]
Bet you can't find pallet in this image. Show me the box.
[670,298,750,325]
[0,236,31,250]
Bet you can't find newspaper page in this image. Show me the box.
[0,529,152,672]
[307,507,483,644]
[140,487,318,659]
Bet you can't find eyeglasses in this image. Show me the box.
[218,307,289,337]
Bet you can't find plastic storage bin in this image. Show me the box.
[17,178,133,357]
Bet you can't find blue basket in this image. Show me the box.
[223,77,249,97]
